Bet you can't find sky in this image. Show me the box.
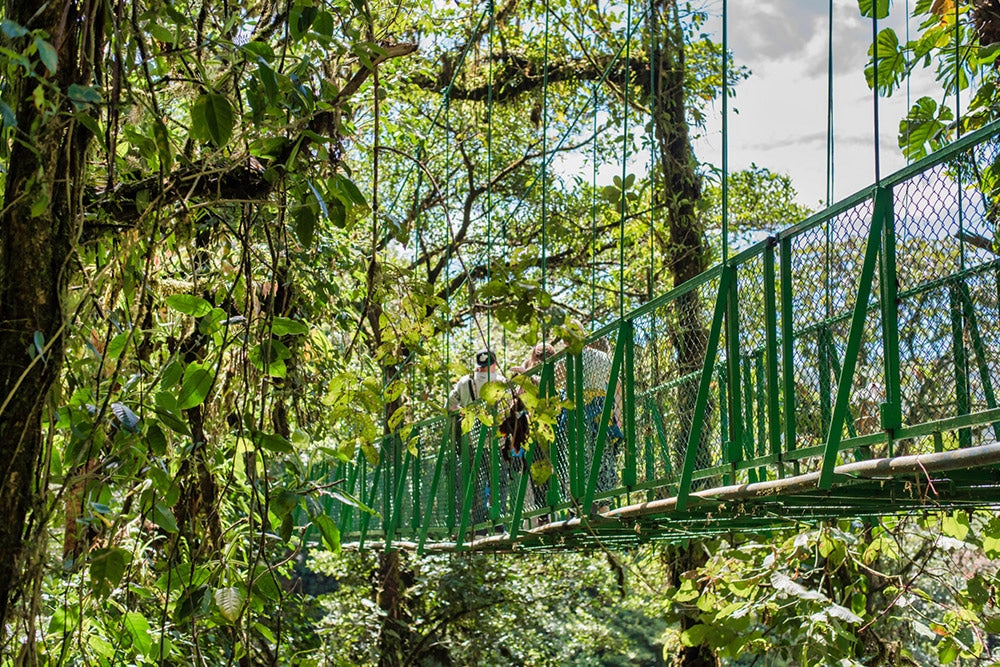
[693,0,949,208]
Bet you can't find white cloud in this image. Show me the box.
[694,0,949,207]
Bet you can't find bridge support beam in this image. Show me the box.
[819,187,891,489]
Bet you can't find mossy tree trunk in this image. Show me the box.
[0,0,103,645]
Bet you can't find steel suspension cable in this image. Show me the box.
[619,0,632,319]
[872,7,881,184]
[541,0,551,344]
[721,0,728,265]
[826,0,834,319]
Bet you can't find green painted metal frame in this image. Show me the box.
[957,280,1000,439]
[677,268,731,511]
[818,186,890,489]
[581,325,628,512]
[327,120,1000,550]
[623,322,637,488]
[949,283,972,448]
[418,428,450,552]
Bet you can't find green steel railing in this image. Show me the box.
[311,120,1000,550]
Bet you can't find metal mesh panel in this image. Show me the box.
[330,126,1000,548]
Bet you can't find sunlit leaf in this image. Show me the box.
[124,612,153,657]
[311,514,341,552]
[165,294,212,318]
[214,587,243,623]
[177,364,212,410]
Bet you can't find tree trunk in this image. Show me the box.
[0,0,103,644]
[649,3,715,665]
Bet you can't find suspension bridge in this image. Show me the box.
[310,3,1000,552]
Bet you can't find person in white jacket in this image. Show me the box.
[448,349,507,536]
[448,348,506,411]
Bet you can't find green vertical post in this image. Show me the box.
[725,267,743,467]
[718,366,729,485]
[489,408,501,522]
[780,237,797,462]
[878,186,902,445]
[582,335,626,513]
[565,354,580,500]
[385,449,411,549]
[539,362,564,511]
[764,240,782,471]
[959,282,1000,439]
[418,429,450,553]
[818,326,832,437]
[411,429,422,533]
[358,459,381,550]
[456,423,488,549]
[572,353,586,502]
[819,189,886,489]
[754,351,767,481]
[338,451,363,536]
[623,321,637,487]
[742,355,756,481]
[949,282,972,448]
[677,269,731,511]
[648,396,672,480]
[644,399,656,494]
[445,417,457,533]
[508,435,537,541]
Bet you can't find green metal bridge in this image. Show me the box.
[319,121,1000,552]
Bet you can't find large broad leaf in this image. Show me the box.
[191,93,234,147]
[312,514,341,552]
[177,364,213,410]
[111,402,141,433]
[124,612,153,657]
[214,587,243,623]
[165,294,212,318]
[90,548,129,598]
[270,316,309,336]
[152,503,179,533]
[858,0,890,18]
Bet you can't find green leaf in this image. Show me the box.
[858,0,890,18]
[147,423,167,455]
[153,118,172,171]
[33,36,57,73]
[243,40,275,63]
[165,294,213,317]
[124,611,153,657]
[311,514,341,552]
[942,511,970,542]
[249,340,290,378]
[293,204,316,247]
[329,489,378,515]
[479,381,507,405]
[67,83,102,108]
[530,458,553,485]
[0,100,16,128]
[153,404,191,436]
[680,624,710,647]
[214,587,243,623]
[270,316,309,336]
[271,489,300,517]
[177,364,212,410]
[90,547,129,598]
[152,503,179,533]
[1,18,27,38]
[255,431,293,453]
[191,93,234,147]
[938,638,960,664]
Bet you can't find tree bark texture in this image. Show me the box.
[649,3,714,665]
[0,0,103,641]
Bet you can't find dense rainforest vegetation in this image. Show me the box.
[0,0,999,664]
